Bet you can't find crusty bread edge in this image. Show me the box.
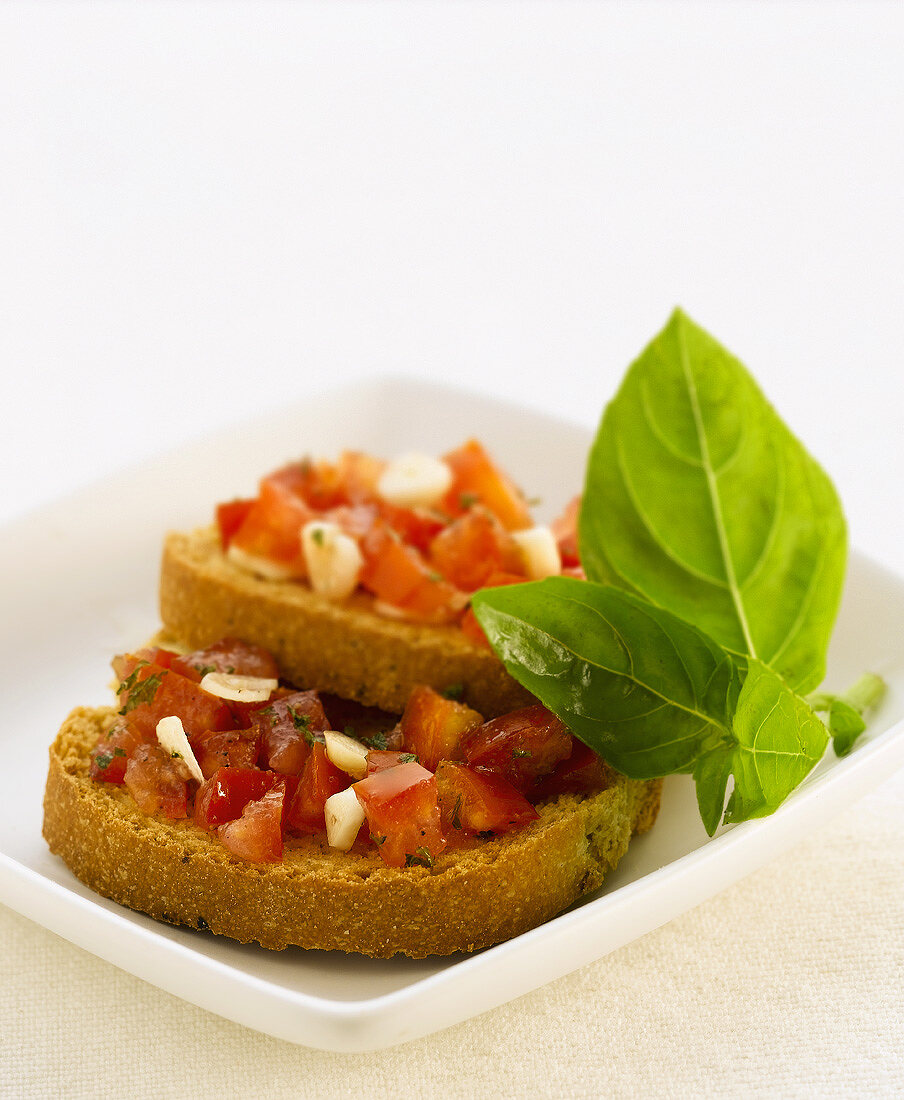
[43,706,662,958]
[159,527,535,717]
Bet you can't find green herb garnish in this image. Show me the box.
[405,847,434,868]
[473,309,885,836]
[459,492,480,510]
[286,705,318,745]
[117,663,166,715]
[441,683,464,701]
[398,752,418,763]
[360,731,389,751]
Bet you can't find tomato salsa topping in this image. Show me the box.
[89,637,612,866]
[215,440,583,641]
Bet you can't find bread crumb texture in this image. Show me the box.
[159,527,535,717]
[43,706,662,957]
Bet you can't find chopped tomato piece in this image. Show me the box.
[353,762,447,868]
[254,691,329,775]
[285,744,348,832]
[461,705,573,792]
[429,508,524,591]
[89,718,154,784]
[191,728,260,779]
[123,743,190,819]
[171,637,280,683]
[359,523,465,623]
[218,784,286,863]
[441,440,532,531]
[399,685,483,772]
[460,571,530,648]
[229,475,314,576]
[216,498,255,548]
[270,459,346,511]
[435,761,539,834]
[365,749,420,774]
[551,495,581,569]
[115,658,234,739]
[194,767,280,830]
[530,740,612,801]
[379,502,446,554]
[336,450,385,503]
[111,647,178,682]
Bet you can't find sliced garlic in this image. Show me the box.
[227,543,295,581]
[200,672,278,703]
[323,729,370,780]
[155,716,204,784]
[511,525,561,580]
[376,452,452,509]
[324,786,366,852]
[301,521,364,601]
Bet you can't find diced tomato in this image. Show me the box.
[327,502,379,540]
[460,571,530,648]
[171,637,280,683]
[123,743,190,819]
[111,647,179,682]
[353,762,447,868]
[551,495,582,569]
[530,740,612,802]
[441,440,532,531]
[359,522,466,623]
[365,749,420,774]
[429,508,524,592]
[399,685,483,772]
[254,691,329,775]
[193,766,279,830]
[216,498,255,548]
[192,728,260,779]
[269,459,346,511]
[285,744,349,833]
[218,784,286,863]
[379,502,447,555]
[461,705,573,792]
[88,718,154,784]
[115,659,234,739]
[336,450,385,503]
[229,475,314,576]
[435,761,539,834]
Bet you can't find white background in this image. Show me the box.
[1,0,903,578]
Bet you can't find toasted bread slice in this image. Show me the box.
[159,527,534,717]
[43,706,662,958]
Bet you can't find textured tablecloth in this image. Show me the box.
[3,774,902,1099]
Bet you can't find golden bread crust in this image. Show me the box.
[43,706,662,958]
[159,527,535,717]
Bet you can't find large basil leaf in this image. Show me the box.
[473,577,828,834]
[579,309,846,694]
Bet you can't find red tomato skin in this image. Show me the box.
[285,744,348,833]
[218,784,286,863]
[194,767,279,830]
[171,638,280,683]
[123,743,189,819]
[441,439,532,531]
[192,729,260,780]
[359,523,465,623]
[551,495,582,569]
[216,498,255,548]
[429,508,523,592]
[229,476,313,575]
[254,691,330,775]
[379,503,446,554]
[115,658,234,740]
[399,685,483,772]
[353,762,447,868]
[365,749,420,775]
[461,705,573,792]
[88,719,154,784]
[435,761,539,834]
[530,740,612,801]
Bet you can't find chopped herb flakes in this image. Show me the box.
[405,847,434,869]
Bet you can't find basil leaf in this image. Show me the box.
[808,672,887,756]
[580,308,846,694]
[473,577,828,834]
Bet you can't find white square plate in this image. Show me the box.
[2,378,902,1052]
